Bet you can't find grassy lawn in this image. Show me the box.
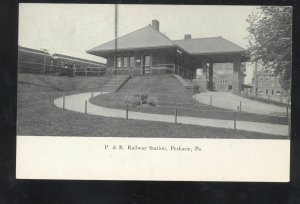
[89,74,287,125]
[17,74,288,139]
[17,84,287,139]
[89,92,288,125]
[236,92,289,107]
[18,73,112,91]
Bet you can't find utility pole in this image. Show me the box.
[114,4,118,76]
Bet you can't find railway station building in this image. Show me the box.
[87,19,247,93]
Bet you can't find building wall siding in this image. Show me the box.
[214,74,233,92]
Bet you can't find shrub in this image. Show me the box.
[124,95,142,106]
[147,96,159,106]
[124,95,134,104]
[126,92,151,106]
[140,92,148,103]
[132,96,142,106]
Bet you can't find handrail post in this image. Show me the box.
[239,101,242,112]
[141,99,143,112]
[209,96,212,109]
[85,100,87,114]
[175,108,177,123]
[173,64,175,75]
[63,96,65,110]
[126,104,128,119]
[234,110,237,130]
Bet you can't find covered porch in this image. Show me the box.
[188,53,247,94]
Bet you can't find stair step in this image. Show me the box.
[100,75,131,93]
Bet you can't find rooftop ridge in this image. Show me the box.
[87,25,178,54]
[173,36,222,42]
[88,23,246,56]
[147,25,177,46]
[87,25,151,53]
[217,36,246,51]
[88,25,176,53]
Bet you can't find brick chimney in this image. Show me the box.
[184,34,192,39]
[151,19,160,31]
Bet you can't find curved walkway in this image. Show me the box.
[195,92,287,117]
[53,92,288,136]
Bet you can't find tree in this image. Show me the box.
[246,6,292,90]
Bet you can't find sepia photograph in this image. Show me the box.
[16,4,292,181]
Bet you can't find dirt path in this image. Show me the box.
[53,92,288,136]
[195,92,288,117]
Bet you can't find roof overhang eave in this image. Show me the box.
[86,51,108,59]
[190,50,245,56]
[87,45,176,55]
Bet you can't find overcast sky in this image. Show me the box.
[19,4,259,83]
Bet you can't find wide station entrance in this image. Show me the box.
[189,53,246,94]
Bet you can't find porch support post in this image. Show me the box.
[140,54,143,75]
[233,55,242,94]
[202,60,208,91]
[208,62,213,91]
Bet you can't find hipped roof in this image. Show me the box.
[87,25,245,56]
[173,37,245,55]
[87,25,176,54]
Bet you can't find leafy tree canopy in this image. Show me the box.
[246,6,292,90]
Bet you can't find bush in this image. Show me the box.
[132,96,142,106]
[133,92,148,104]
[140,92,148,103]
[147,96,159,106]
[124,95,142,106]
[124,95,133,104]
[125,92,158,106]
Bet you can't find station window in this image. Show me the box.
[221,78,226,84]
[123,57,128,68]
[117,57,122,68]
[197,68,203,76]
[129,56,135,68]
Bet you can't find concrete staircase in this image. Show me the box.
[101,75,131,92]
[173,74,195,94]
